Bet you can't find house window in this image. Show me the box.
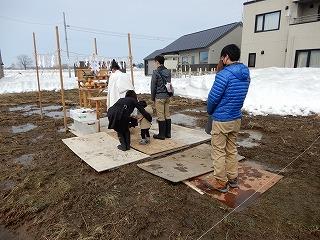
[199,51,208,64]
[248,53,256,67]
[255,10,281,32]
[191,56,195,65]
[181,56,189,64]
[295,49,320,68]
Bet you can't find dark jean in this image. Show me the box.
[141,129,150,139]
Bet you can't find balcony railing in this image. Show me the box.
[291,14,320,25]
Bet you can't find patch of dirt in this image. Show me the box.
[0,90,319,239]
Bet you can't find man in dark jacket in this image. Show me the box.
[151,55,172,140]
[207,44,250,193]
[108,90,152,151]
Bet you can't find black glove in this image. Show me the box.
[129,117,138,128]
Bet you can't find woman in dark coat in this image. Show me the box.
[107,90,152,151]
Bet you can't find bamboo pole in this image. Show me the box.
[127,33,134,86]
[55,26,68,132]
[63,12,71,78]
[32,32,43,120]
[94,38,98,55]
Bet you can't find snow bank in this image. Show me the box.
[244,68,320,116]
[0,70,77,93]
[135,68,320,116]
[1,68,320,116]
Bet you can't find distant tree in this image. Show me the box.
[17,55,33,70]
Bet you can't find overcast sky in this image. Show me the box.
[0,0,247,66]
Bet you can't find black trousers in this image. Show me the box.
[117,129,130,150]
[141,129,150,139]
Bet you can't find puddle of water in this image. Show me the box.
[0,180,16,191]
[11,124,37,133]
[245,160,285,173]
[237,130,263,148]
[15,154,34,166]
[171,113,197,127]
[45,111,65,119]
[9,104,35,112]
[23,109,69,119]
[183,107,207,113]
[223,188,260,210]
[42,105,62,111]
[10,104,68,119]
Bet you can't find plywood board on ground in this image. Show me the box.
[106,127,185,157]
[185,161,283,210]
[62,132,149,172]
[105,124,211,157]
[138,144,245,182]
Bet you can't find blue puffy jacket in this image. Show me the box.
[207,63,250,122]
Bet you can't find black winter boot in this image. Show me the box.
[165,119,171,138]
[124,130,131,150]
[117,132,127,151]
[153,121,166,140]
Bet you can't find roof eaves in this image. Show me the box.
[243,0,266,6]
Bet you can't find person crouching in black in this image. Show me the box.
[107,90,152,151]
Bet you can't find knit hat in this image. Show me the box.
[220,44,240,62]
[110,59,120,70]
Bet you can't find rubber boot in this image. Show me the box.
[165,119,171,138]
[124,130,131,150]
[153,121,166,140]
[117,132,127,151]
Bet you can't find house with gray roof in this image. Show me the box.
[144,22,243,75]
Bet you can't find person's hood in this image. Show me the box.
[157,65,171,78]
[224,63,250,81]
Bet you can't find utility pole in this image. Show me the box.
[63,12,71,78]
[127,33,134,86]
[94,38,98,55]
[56,26,68,132]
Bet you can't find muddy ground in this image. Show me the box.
[0,89,319,240]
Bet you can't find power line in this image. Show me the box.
[68,25,175,41]
[0,15,175,42]
[0,15,60,26]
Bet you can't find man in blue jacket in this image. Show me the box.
[207,44,250,193]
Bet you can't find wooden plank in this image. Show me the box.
[87,96,108,101]
[62,132,149,172]
[138,144,245,182]
[104,124,211,157]
[106,127,185,156]
[138,144,213,182]
[185,161,283,210]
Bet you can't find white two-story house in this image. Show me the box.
[241,0,320,68]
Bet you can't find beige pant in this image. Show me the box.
[211,119,241,182]
[155,98,170,121]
